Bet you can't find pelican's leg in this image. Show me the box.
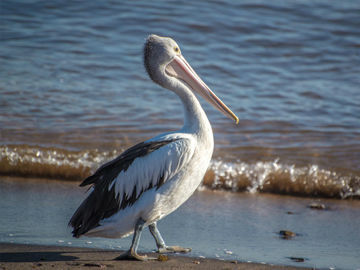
[149,222,191,254]
[115,218,156,261]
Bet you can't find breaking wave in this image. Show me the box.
[203,159,360,199]
[1,145,359,199]
[0,144,118,181]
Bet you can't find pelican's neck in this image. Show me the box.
[166,77,213,139]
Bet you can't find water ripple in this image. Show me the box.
[0,0,359,196]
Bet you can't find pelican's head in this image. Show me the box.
[144,34,180,85]
[144,34,239,124]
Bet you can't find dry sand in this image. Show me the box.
[0,243,310,270]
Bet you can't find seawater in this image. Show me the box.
[1,1,360,197]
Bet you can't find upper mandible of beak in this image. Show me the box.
[166,55,239,124]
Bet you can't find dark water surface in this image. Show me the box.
[1,177,360,269]
[1,1,360,197]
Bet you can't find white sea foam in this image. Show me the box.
[206,159,360,198]
[1,145,359,198]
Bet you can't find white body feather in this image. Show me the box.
[85,122,213,238]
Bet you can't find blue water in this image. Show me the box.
[1,0,359,197]
[1,1,360,268]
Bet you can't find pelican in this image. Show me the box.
[69,34,238,261]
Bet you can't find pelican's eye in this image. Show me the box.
[174,47,180,53]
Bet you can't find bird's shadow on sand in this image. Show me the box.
[0,251,80,263]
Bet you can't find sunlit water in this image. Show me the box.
[1,0,360,197]
[0,177,359,269]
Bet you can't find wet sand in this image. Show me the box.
[0,243,309,270]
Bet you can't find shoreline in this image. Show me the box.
[0,243,309,270]
[2,178,359,269]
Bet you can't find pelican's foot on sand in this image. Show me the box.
[158,245,192,254]
[114,249,157,261]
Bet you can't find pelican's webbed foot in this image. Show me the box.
[114,218,157,261]
[158,245,191,254]
[114,248,157,261]
[149,222,192,254]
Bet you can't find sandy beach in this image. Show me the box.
[0,243,310,270]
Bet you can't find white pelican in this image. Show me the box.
[69,34,238,261]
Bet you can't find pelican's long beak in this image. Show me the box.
[166,55,239,124]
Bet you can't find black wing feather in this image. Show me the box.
[69,139,176,238]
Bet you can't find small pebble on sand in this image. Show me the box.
[288,257,305,262]
[157,254,168,262]
[279,230,296,239]
[308,202,326,210]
